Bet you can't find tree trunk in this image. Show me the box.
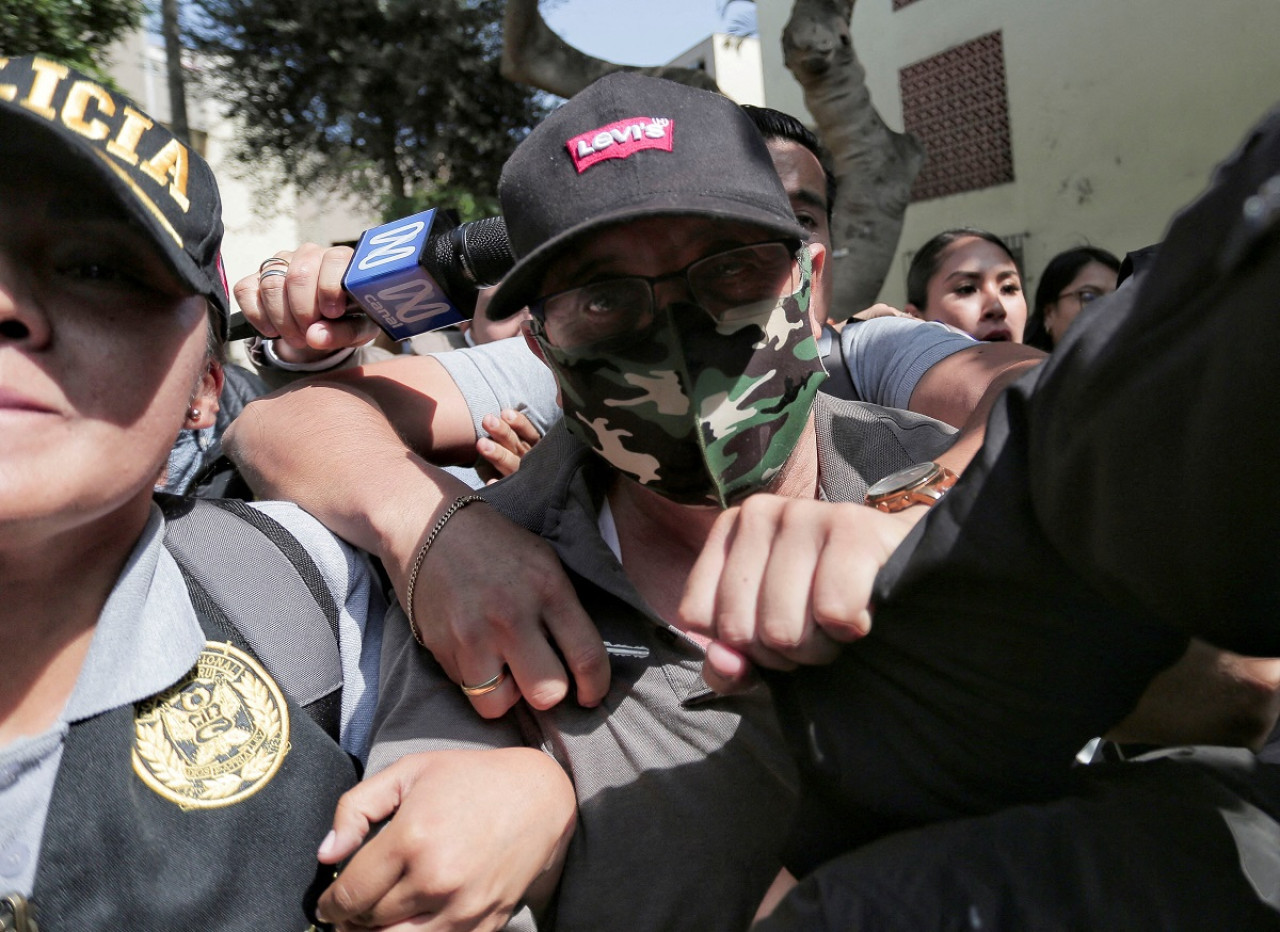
[161,0,189,142]
[383,126,412,220]
[502,0,720,97]
[782,0,922,313]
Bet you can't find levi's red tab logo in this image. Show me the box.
[567,117,673,173]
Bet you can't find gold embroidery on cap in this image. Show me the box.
[62,79,115,140]
[132,641,290,810]
[19,57,67,119]
[106,106,153,166]
[92,148,183,246]
[139,137,191,212]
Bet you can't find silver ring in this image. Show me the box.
[460,670,507,697]
[259,257,290,272]
[259,268,288,282]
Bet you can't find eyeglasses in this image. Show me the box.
[531,242,798,349]
[1058,287,1110,306]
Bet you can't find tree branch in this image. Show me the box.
[783,0,923,311]
[502,0,720,98]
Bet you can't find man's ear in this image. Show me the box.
[804,242,828,338]
[187,360,224,430]
[905,302,927,321]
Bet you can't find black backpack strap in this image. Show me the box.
[818,321,860,401]
[158,494,343,741]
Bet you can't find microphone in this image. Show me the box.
[226,209,514,343]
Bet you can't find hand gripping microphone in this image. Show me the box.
[344,210,513,340]
[227,209,514,342]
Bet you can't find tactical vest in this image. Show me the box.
[22,499,360,930]
[27,608,357,931]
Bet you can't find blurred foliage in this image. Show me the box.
[0,0,144,82]
[191,0,547,220]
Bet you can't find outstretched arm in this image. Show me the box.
[225,375,609,718]
[908,341,1044,431]
[680,350,1032,687]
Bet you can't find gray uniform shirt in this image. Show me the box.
[368,395,956,932]
[0,502,384,897]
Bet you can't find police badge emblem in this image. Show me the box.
[132,641,290,809]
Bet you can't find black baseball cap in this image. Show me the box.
[0,55,229,335]
[487,72,807,321]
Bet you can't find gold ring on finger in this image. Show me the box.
[460,670,507,697]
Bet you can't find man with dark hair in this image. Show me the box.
[741,104,838,231]
[230,72,963,931]
[740,103,1043,428]
[228,82,1279,929]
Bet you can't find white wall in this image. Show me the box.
[757,0,1280,304]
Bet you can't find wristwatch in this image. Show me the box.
[864,462,957,512]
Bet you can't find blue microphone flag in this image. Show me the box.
[343,209,467,340]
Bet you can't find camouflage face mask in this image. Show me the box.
[532,249,827,508]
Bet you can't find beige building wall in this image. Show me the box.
[756,0,1280,306]
[670,34,766,105]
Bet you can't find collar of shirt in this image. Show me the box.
[61,503,206,724]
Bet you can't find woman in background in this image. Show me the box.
[1023,246,1121,350]
[905,228,1027,343]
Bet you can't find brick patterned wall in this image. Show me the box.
[899,31,1015,201]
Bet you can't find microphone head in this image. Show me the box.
[343,209,468,341]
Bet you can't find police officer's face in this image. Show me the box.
[0,149,218,539]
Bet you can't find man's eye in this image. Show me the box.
[69,262,124,280]
[584,293,625,315]
[578,282,638,316]
[795,214,819,233]
[702,258,749,280]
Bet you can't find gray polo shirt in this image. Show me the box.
[431,336,563,489]
[367,396,956,931]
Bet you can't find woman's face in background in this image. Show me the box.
[910,236,1027,343]
[1043,260,1119,346]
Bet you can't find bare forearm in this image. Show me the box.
[225,380,475,581]
[933,355,1043,476]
